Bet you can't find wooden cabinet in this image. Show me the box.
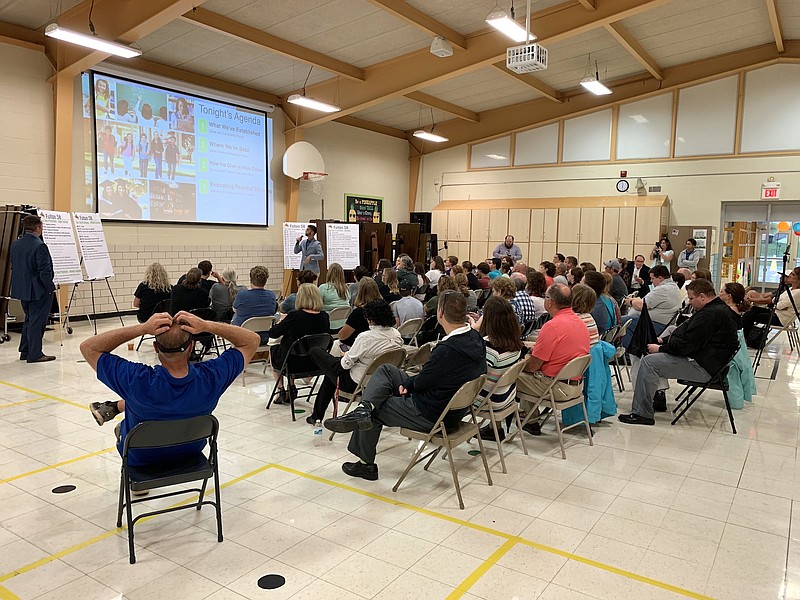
[618,207,636,242]
[579,207,603,244]
[447,211,472,241]
[488,210,509,240]
[432,211,448,240]
[557,243,579,262]
[508,209,530,242]
[528,242,542,265]
[634,206,663,246]
[558,208,581,243]
[580,244,602,267]
[470,241,489,263]
[470,210,489,241]
[602,208,620,244]
[446,241,469,261]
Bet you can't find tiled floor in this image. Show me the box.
[0,318,798,599]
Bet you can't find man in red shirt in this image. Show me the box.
[516,283,590,435]
[99,126,117,175]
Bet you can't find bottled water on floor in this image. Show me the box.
[313,420,323,446]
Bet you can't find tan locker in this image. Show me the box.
[618,207,636,242]
[579,207,604,244]
[431,210,448,240]
[557,242,579,262]
[528,242,543,265]
[470,210,489,241]
[469,241,489,264]
[508,209,531,242]
[488,209,509,240]
[447,241,470,261]
[634,206,662,246]
[541,241,557,264]
[447,210,472,241]
[530,209,544,243]
[619,244,635,260]
[558,207,581,243]
[543,209,558,242]
[515,243,529,264]
[579,243,602,268]
[601,243,619,263]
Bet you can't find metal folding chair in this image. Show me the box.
[396,317,424,345]
[327,305,353,334]
[239,315,276,385]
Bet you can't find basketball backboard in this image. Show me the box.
[283,141,325,179]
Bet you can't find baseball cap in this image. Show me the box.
[604,259,621,271]
[398,279,415,291]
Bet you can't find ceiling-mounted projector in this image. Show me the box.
[430,36,453,58]
[506,43,548,73]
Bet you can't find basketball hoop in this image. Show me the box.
[302,171,328,196]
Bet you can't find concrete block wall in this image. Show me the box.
[65,243,284,317]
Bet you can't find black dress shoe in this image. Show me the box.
[27,355,55,363]
[618,413,655,426]
[270,388,288,406]
[478,423,505,442]
[342,461,378,481]
[324,406,373,433]
[522,421,542,436]
[19,354,27,361]
[653,390,667,413]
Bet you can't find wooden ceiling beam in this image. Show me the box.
[415,40,800,151]
[294,0,671,129]
[404,91,479,122]
[0,20,44,52]
[492,62,562,102]
[182,7,365,81]
[334,115,407,138]
[104,56,280,105]
[50,0,207,77]
[576,0,597,10]
[765,0,785,54]
[365,0,467,50]
[605,21,663,80]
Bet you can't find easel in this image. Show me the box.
[62,258,124,336]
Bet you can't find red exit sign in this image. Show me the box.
[761,182,781,200]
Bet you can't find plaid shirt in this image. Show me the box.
[511,290,538,324]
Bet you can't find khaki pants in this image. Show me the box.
[516,371,584,418]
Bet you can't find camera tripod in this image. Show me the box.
[752,242,800,374]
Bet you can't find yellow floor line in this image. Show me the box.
[445,538,517,600]
[0,585,21,600]
[0,448,115,485]
[0,380,88,411]
[0,398,47,409]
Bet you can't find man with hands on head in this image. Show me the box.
[83,311,259,468]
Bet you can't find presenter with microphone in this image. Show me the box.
[294,225,324,274]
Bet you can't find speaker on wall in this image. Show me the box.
[409,211,432,234]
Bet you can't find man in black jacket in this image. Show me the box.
[625,254,651,297]
[619,278,739,425]
[324,290,487,480]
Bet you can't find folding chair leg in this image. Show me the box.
[289,377,297,422]
[473,430,493,487]
[116,471,125,528]
[197,477,208,510]
[671,385,695,414]
[424,446,442,470]
[124,480,136,564]
[135,335,145,351]
[490,418,507,474]
[393,440,429,493]
[671,387,704,425]
[580,401,594,448]
[511,408,528,456]
[213,460,223,542]
[552,399,567,460]
[722,390,737,435]
[443,443,465,510]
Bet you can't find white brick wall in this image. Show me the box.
[65,243,284,316]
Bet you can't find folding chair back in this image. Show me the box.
[520,320,537,340]
[189,308,220,361]
[404,341,434,373]
[117,415,222,564]
[600,324,619,344]
[534,312,552,329]
[393,374,489,509]
[613,319,631,344]
[476,288,493,308]
[555,354,593,382]
[397,317,423,339]
[328,305,352,324]
[239,315,276,384]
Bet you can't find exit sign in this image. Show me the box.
[761,182,781,200]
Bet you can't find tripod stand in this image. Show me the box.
[752,241,800,374]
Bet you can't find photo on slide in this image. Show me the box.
[149,180,196,221]
[93,76,115,120]
[169,96,195,132]
[114,81,169,128]
[98,178,148,220]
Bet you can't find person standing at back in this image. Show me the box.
[9,215,56,363]
[294,225,324,274]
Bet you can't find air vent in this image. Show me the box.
[648,185,662,193]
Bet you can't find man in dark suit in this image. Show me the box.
[10,215,56,362]
[625,254,651,297]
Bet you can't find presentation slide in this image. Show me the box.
[84,71,272,226]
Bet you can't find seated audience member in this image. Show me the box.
[672,272,687,301]
[209,268,244,321]
[626,255,651,296]
[493,235,523,261]
[84,311,259,471]
[395,254,419,290]
[339,277,383,348]
[553,263,569,286]
[373,259,392,284]
[571,283,600,346]
[425,274,456,314]
[134,262,172,323]
[491,276,516,303]
[231,266,277,331]
[177,260,224,293]
[620,265,681,346]
[323,290,487,481]
[603,259,629,305]
[512,261,528,275]
[510,277,538,324]
[619,279,738,425]
[281,270,318,313]
[477,262,492,289]
[469,297,527,441]
[348,266,369,306]
[500,255,515,270]
[692,268,712,282]
[380,268,402,303]
[539,261,556,286]
[320,262,351,329]
[463,261,481,290]
[583,270,618,335]
[743,266,800,340]
[450,264,464,276]
[676,238,701,272]
[454,272,478,312]
[170,268,210,314]
[516,284,591,436]
[414,262,430,300]
[426,256,446,286]
[307,299,403,425]
[267,284,331,404]
[499,262,513,278]
[511,270,527,286]
[488,258,502,279]
[580,262,597,272]
[719,282,756,408]
[393,280,425,326]
[445,255,459,275]
[565,256,578,270]
[618,258,631,290]
[567,267,584,287]
[554,253,565,264]
[526,270,548,318]
[677,267,692,280]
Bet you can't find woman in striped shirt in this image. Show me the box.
[571,283,600,346]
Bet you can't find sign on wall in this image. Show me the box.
[345,194,383,223]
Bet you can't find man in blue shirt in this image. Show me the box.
[232,265,277,330]
[82,311,259,468]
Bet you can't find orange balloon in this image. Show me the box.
[778,221,791,232]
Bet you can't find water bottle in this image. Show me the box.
[313,420,323,446]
